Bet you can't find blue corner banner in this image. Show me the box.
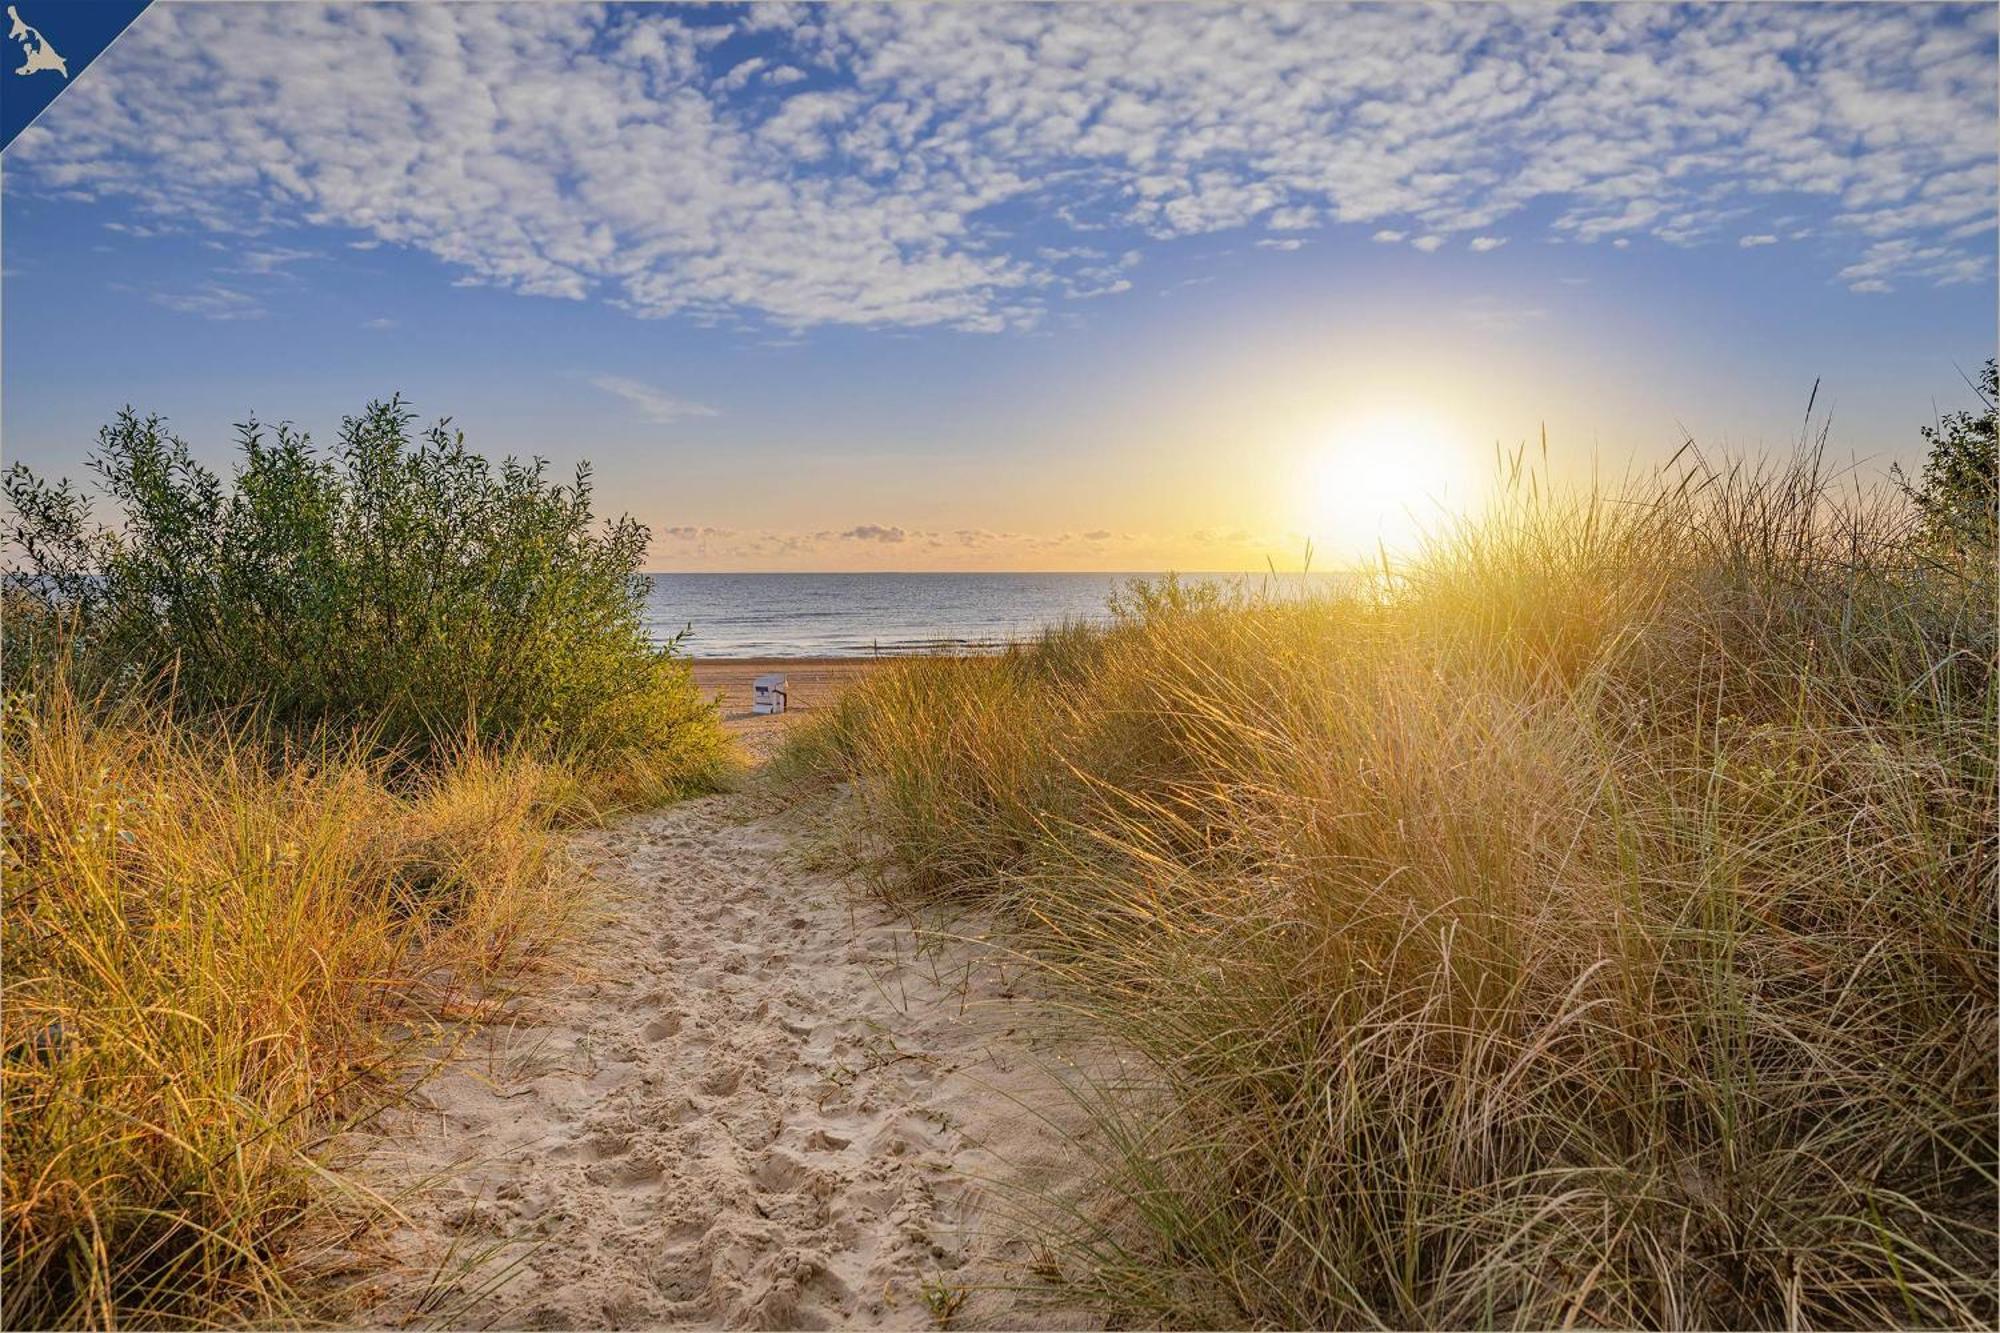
[2,1,153,152]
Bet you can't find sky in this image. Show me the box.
[3,1,1995,571]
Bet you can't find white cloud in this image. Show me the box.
[1739,234,1778,247]
[236,246,322,276]
[1411,235,1446,253]
[1468,236,1508,252]
[590,375,719,424]
[1254,238,1305,251]
[362,316,397,330]
[718,56,765,92]
[13,3,1993,329]
[1836,236,1993,293]
[1371,229,1406,244]
[151,283,263,320]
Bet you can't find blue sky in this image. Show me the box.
[4,2,1995,570]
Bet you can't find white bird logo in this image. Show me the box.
[7,5,68,79]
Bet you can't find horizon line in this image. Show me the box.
[642,567,1363,577]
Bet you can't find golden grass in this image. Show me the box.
[785,446,1997,1329]
[0,673,629,1329]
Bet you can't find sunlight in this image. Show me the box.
[1296,409,1473,562]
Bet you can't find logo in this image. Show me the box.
[8,5,67,79]
[1,1,151,151]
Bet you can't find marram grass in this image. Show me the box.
[0,671,670,1330]
[785,447,1997,1330]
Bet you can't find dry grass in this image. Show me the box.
[0,671,623,1329]
[786,444,1997,1329]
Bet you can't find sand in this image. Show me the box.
[341,662,1098,1331]
[688,659,888,765]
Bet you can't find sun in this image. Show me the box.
[1295,409,1473,563]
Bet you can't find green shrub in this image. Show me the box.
[1898,358,1997,554]
[5,397,722,780]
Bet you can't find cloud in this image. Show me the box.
[718,56,765,92]
[1739,234,1778,247]
[236,246,322,276]
[634,523,1203,567]
[12,3,1993,328]
[1460,297,1549,332]
[1410,235,1447,253]
[1836,236,1992,293]
[151,282,263,320]
[1468,236,1508,252]
[361,316,397,330]
[1371,229,1406,244]
[590,375,719,424]
[1254,238,1305,251]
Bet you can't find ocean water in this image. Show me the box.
[641,571,1341,657]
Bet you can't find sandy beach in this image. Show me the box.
[689,658,888,762]
[689,658,885,716]
[342,654,1097,1330]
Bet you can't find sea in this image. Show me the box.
[641,571,1344,657]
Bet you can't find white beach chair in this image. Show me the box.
[752,673,788,715]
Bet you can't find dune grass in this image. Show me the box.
[783,443,1996,1329]
[0,668,639,1329]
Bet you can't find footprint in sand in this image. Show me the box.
[345,783,1098,1331]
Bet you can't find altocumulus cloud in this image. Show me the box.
[14,2,1995,322]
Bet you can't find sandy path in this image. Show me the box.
[344,785,1093,1331]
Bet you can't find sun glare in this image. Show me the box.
[1297,410,1473,562]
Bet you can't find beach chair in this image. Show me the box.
[752,673,788,715]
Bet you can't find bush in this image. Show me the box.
[4,397,722,781]
[790,443,1997,1329]
[1898,358,1997,554]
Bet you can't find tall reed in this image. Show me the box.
[789,445,1996,1329]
